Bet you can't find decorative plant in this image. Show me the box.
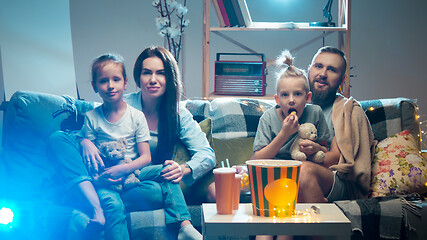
[152,0,189,63]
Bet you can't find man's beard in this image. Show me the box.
[310,83,339,107]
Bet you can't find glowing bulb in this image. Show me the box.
[0,207,14,225]
[264,178,297,206]
[369,107,375,111]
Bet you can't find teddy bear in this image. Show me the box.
[290,123,325,163]
[98,138,140,192]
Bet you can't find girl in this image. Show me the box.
[77,53,151,240]
[80,53,203,240]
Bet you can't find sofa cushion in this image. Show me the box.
[128,209,168,239]
[360,98,420,149]
[213,137,254,167]
[370,130,427,197]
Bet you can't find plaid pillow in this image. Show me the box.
[183,98,275,139]
[181,99,210,123]
[360,98,420,149]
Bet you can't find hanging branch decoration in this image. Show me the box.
[152,0,189,63]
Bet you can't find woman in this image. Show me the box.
[123,46,215,187]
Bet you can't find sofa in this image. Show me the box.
[0,90,426,240]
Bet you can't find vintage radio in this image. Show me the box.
[214,53,267,96]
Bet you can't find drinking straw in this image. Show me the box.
[221,161,225,168]
[226,158,230,168]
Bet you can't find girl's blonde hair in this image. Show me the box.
[275,50,309,93]
[91,53,126,85]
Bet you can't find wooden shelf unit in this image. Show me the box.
[202,0,351,99]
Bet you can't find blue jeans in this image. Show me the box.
[96,189,129,240]
[48,131,130,240]
[133,164,191,225]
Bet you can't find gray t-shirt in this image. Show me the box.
[321,103,334,146]
[253,104,330,160]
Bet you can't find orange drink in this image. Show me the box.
[213,167,236,214]
[232,174,242,210]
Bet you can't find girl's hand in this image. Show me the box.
[280,114,299,136]
[101,164,129,180]
[81,138,105,174]
[161,160,183,183]
[92,173,123,187]
[232,165,248,175]
[233,165,250,190]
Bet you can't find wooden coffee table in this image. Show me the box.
[202,203,351,240]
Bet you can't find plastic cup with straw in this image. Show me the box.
[214,158,236,214]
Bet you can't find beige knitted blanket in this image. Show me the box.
[330,94,376,199]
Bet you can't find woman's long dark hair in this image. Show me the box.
[133,46,183,164]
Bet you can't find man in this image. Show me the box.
[297,46,375,202]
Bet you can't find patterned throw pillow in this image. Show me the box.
[370,130,427,197]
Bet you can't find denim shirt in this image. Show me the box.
[123,91,216,186]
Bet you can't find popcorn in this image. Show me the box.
[241,173,249,189]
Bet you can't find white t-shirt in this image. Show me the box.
[79,103,151,160]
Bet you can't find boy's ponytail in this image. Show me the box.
[275,49,294,71]
[275,49,309,92]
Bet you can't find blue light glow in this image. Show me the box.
[0,207,14,225]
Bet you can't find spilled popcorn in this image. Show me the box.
[241,173,249,189]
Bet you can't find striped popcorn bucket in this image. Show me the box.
[246,160,302,218]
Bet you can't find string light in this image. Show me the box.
[417,107,427,150]
[271,206,320,219]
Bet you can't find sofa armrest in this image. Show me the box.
[2,91,96,198]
